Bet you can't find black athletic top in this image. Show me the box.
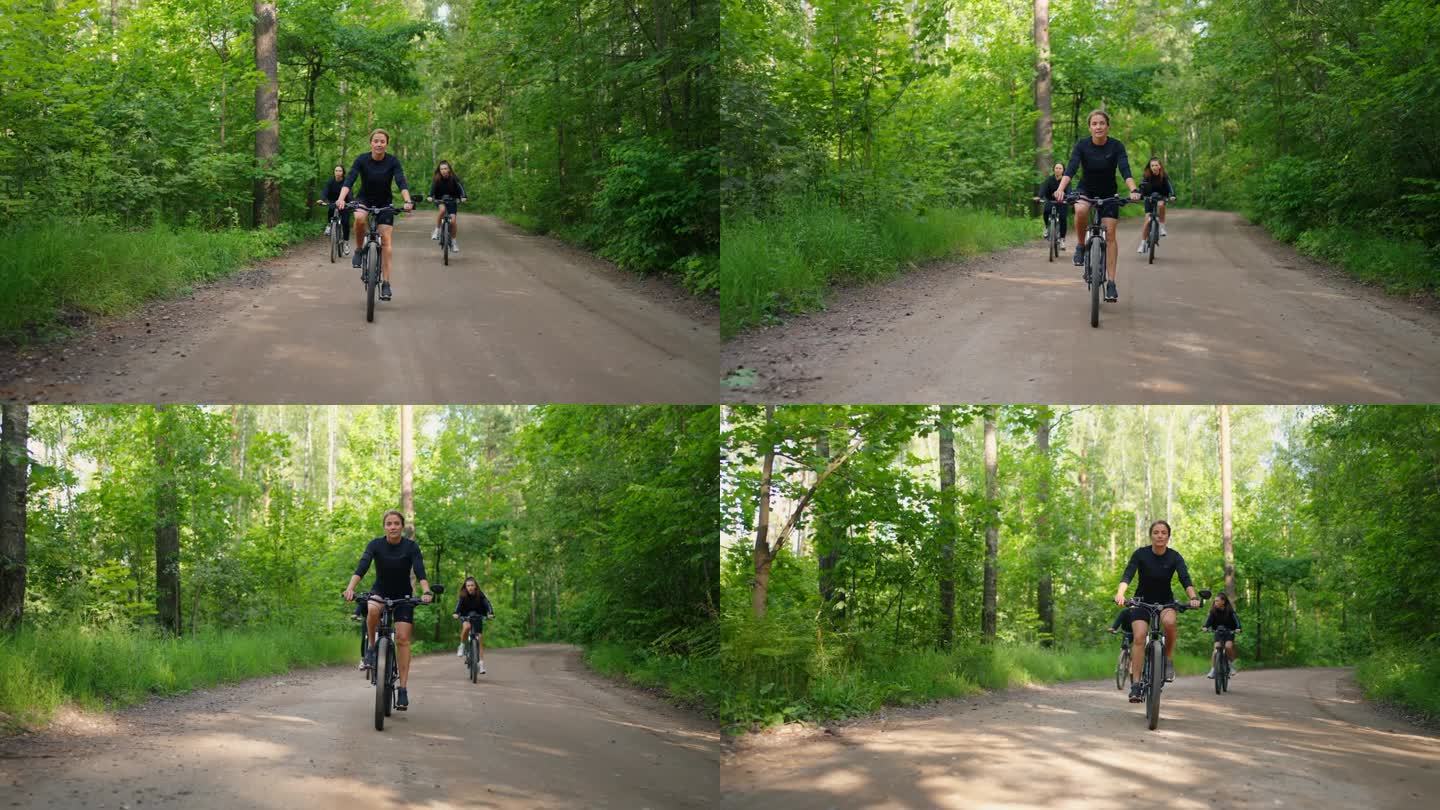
[321,178,345,203]
[353,537,427,597]
[343,152,410,207]
[1121,545,1193,603]
[430,175,466,200]
[1038,175,1063,200]
[1204,607,1241,631]
[1064,137,1133,198]
[1139,175,1174,198]
[454,590,492,617]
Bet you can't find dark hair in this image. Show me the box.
[1148,519,1172,536]
[1143,156,1167,184]
[333,165,344,175]
[462,576,479,594]
[432,160,459,186]
[382,509,406,527]
[369,128,390,145]
[1213,592,1234,614]
[1087,109,1111,126]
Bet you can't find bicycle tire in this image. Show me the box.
[1220,656,1230,693]
[384,641,394,718]
[469,637,478,683]
[1089,239,1103,328]
[1146,640,1164,730]
[364,245,377,323]
[442,221,450,267]
[1048,215,1057,263]
[1116,648,1130,690]
[330,224,338,264]
[1148,219,1158,265]
[373,636,389,731]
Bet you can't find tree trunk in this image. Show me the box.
[1035,408,1054,646]
[1165,408,1175,518]
[253,3,281,227]
[982,408,999,642]
[1219,405,1236,600]
[0,404,30,631]
[751,406,777,619]
[432,543,444,641]
[154,406,182,636]
[938,407,957,648]
[1033,0,1053,174]
[400,405,415,522]
[327,405,336,511]
[815,432,842,623]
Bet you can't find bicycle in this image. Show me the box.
[427,195,465,266]
[1205,625,1240,694]
[1140,193,1175,265]
[1109,627,1134,690]
[349,585,444,731]
[1065,193,1135,328]
[315,201,346,264]
[1124,588,1210,730]
[457,611,491,683]
[345,202,406,323]
[1035,197,1067,263]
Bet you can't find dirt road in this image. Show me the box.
[0,645,718,809]
[723,210,1440,403]
[0,214,717,403]
[721,667,1439,809]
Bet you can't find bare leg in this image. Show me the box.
[1161,608,1178,670]
[380,225,394,282]
[396,621,413,687]
[1104,217,1120,281]
[353,210,368,253]
[1130,619,1147,682]
[365,601,380,654]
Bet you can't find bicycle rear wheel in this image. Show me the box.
[364,245,378,323]
[373,636,390,731]
[1146,640,1164,730]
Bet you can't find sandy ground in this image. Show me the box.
[0,644,718,809]
[720,667,1440,809]
[723,210,1440,403]
[0,214,718,404]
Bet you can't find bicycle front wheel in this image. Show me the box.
[1116,649,1129,690]
[469,638,478,683]
[1148,220,1158,265]
[1089,240,1103,328]
[373,636,390,731]
[364,246,378,323]
[1146,640,1165,730]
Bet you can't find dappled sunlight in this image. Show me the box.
[250,714,317,725]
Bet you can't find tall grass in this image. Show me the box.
[0,625,354,731]
[584,642,724,712]
[1355,644,1440,722]
[719,617,1209,731]
[0,218,309,341]
[720,199,1035,337]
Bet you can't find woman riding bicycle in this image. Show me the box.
[1203,593,1242,678]
[452,576,494,673]
[335,129,415,302]
[1135,157,1175,254]
[343,510,432,711]
[1053,110,1140,303]
[1036,162,1069,249]
[1114,519,1200,703]
[429,160,468,253]
[317,165,353,255]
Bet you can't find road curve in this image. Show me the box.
[721,667,1439,809]
[722,210,1440,403]
[0,644,718,809]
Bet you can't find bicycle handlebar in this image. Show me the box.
[427,195,467,202]
[1065,193,1137,205]
[340,202,410,213]
[348,590,440,607]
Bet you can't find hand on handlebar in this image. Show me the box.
[343,587,356,602]
[403,200,415,212]
[1189,598,1201,608]
[1053,190,1066,203]
[1114,594,1127,607]
[420,591,432,603]
[1130,190,1142,201]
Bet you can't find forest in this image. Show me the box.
[0,404,720,728]
[720,404,1440,729]
[0,0,717,339]
[719,0,1440,335]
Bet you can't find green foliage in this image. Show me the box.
[0,218,308,341]
[720,201,1033,335]
[0,625,355,731]
[1356,644,1440,722]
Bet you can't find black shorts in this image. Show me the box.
[1078,191,1121,220]
[460,615,485,635]
[357,205,396,227]
[439,199,458,216]
[364,593,416,624]
[1211,628,1237,643]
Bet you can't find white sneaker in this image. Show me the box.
[457,645,464,657]
[340,242,350,256]
[431,227,440,240]
[1137,243,1147,254]
[1058,239,1065,251]
[1206,668,1215,679]
[1160,224,1168,237]
[325,224,332,235]
[478,660,486,675]
[450,240,458,253]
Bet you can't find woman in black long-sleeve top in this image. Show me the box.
[1203,593,1242,678]
[452,576,494,673]
[429,160,468,253]
[1036,162,1069,247]
[316,165,353,252]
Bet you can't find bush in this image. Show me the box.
[1356,644,1440,721]
[592,137,714,273]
